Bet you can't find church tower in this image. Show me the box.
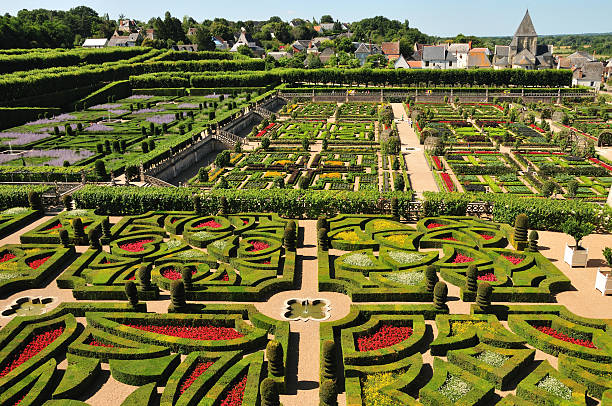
[510,10,538,56]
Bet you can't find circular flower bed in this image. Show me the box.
[27,256,52,269]
[161,267,197,280]
[453,254,474,263]
[0,252,16,263]
[357,324,413,351]
[247,241,270,252]
[0,327,64,378]
[503,255,523,265]
[194,220,222,229]
[179,361,215,394]
[220,375,248,406]
[119,239,154,252]
[124,324,244,340]
[534,325,595,348]
[477,272,497,282]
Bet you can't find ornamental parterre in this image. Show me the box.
[124,324,244,340]
[356,324,413,351]
[0,327,64,378]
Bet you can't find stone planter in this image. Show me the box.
[564,244,588,268]
[595,269,612,295]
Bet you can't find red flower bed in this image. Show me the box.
[478,272,497,281]
[453,254,474,263]
[432,156,443,170]
[529,124,545,133]
[86,337,114,348]
[125,324,244,340]
[440,172,455,192]
[503,255,523,265]
[357,324,413,352]
[427,223,445,229]
[220,375,248,406]
[127,273,135,280]
[179,361,215,394]
[534,325,595,348]
[247,241,270,252]
[0,327,64,378]
[161,267,196,280]
[242,220,249,225]
[0,252,16,263]
[479,234,494,240]
[442,237,458,241]
[590,158,612,172]
[217,271,229,281]
[27,256,51,270]
[119,239,154,252]
[194,220,222,229]
[44,223,62,231]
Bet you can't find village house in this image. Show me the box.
[82,38,108,48]
[230,29,265,57]
[448,43,470,69]
[381,41,400,60]
[422,45,457,69]
[354,43,382,66]
[572,61,604,89]
[108,32,142,47]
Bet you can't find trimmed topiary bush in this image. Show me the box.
[181,266,193,290]
[322,340,337,381]
[28,191,43,211]
[260,378,280,406]
[168,280,187,312]
[62,195,72,211]
[434,281,449,312]
[391,197,399,220]
[320,380,338,406]
[72,218,85,240]
[266,340,284,377]
[88,228,101,250]
[138,265,152,290]
[283,223,296,251]
[192,195,201,214]
[425,264,438,293]
[476,282,493,310]
[528,230,539,252]
[466,264,478,293]
[59,229,70,247]
[514,213,528,242]
[125,281,138,307]
[317,216,328,231]
[218,196,228,215]
[318,228,329,251]
[102,217,111,239]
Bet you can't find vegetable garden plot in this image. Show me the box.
[336,102,380,119]
[286,102,337,119]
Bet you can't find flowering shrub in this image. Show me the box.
[0,327,64,378]
[134,108,163,114]
[453,254,474,263]
[218,271,229,281]
[386,271,424,286]
[537,376,572,400]
[85,123,114,132]
[476,350,508,367]
[387,251,424,264]
[193,231,216,239]
[324,161,344,166]
[503,255,523,265]
[27,256,51,269]
[63,209,89,217]
[320,173,341,180]
[195,220,222,229]
[384,234,410,245]
[247,241,270,252]
[344,253,375,267]
[118,239,154,252]
[26,113,76,125]
[209,240,228,251]
[451,321,498,336]
[534,326,595,348]
[166,239,182,249]
[219,375,247,406]
[372,219,399,232]
[179,361,215,394]
[477,272,497,282]
[0,252,16,263]
[125,324,244,340]
[438,375,471,401]
[90,103,122,110]
[161,267,196,280]
[0,149,94,166]
[357,324,413,351]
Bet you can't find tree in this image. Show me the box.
[320,15,334,24]
[95,160,107,180]
[237,45,254,57]
[561,218,594,248]
[195,26,215,51]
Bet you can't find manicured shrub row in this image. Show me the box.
[20,209,105,245]
[0,208,40,239]
[515,361,587,405]
[0,107,61,131]
[0,358,57,406]
[0,186,49,210]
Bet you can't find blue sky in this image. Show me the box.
[5,0,612,37]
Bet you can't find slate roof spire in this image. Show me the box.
[515,9,537,37]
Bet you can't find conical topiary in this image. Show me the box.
[322,340,337,381]
[181,266,193,290]
[434,281,449,312]
[319,380,338,406]
[192,195,201,214]
[88,228,101,250]
[102,217,111,239]
[318,228,329,251]
[425,265,438,293]
[218,196,228,215]
[283,223,296,251]
[124,281,138,307]
[72,218,85,240]
[465,264,478,292]
[137,265,152,290]
[317,216,328,231]
[514,213,528,242]
[59,229,70,247]
[391,197,399,220]
[62,195,72,211]
[266,340,284,377]
[169,280,187,312]
[28,191,43,211]
[476,282,493,309]
[260,378,280,406]
[528,230,539,252]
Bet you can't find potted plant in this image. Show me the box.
[596,247,612,295]
[561,218,594,267]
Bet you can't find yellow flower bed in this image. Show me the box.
[362,371,404,406]
[384,234,410,245]
[274,160,292,166]
[320,173,341,180]
[229,153,243,164]
[335,230,360,242]
[372,219,399,231]
[324,161,344,166]
[208,168,224,182]
[264,171,283,178]
[451,321,498,336]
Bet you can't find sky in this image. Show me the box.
[4,0,612,37]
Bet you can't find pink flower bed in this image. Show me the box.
[0,327,64,378]
[195,220,222,229]
[427,223,445,229]
[124,324,244,340]
[27,256,51,269]
[453,254,474,263]
[440,173,455,192]
[478,272,497,281]
[0,252,16,263]
[503,255,523,265]
[119,239,154,252]
[535,325,595,348]
[432,156,443,170]
[247,241,270,252]
[357,324,413,352]
[179,361,215,394]
[161,268,196,280]
[220,375,248,406]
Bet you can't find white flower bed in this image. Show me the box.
[387,251,425,264]
[1,207,29,216]
[476,350,508,368]
[344,253,375,267]
[210,239,228,250]
[537,376,571,400]
[177,250,205,258]
[193,231,216,239]
[63,209,89,218]
[438,375,471,402]
[386,271,424,286]
[0,272,19,280]
[166,239,182,249]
